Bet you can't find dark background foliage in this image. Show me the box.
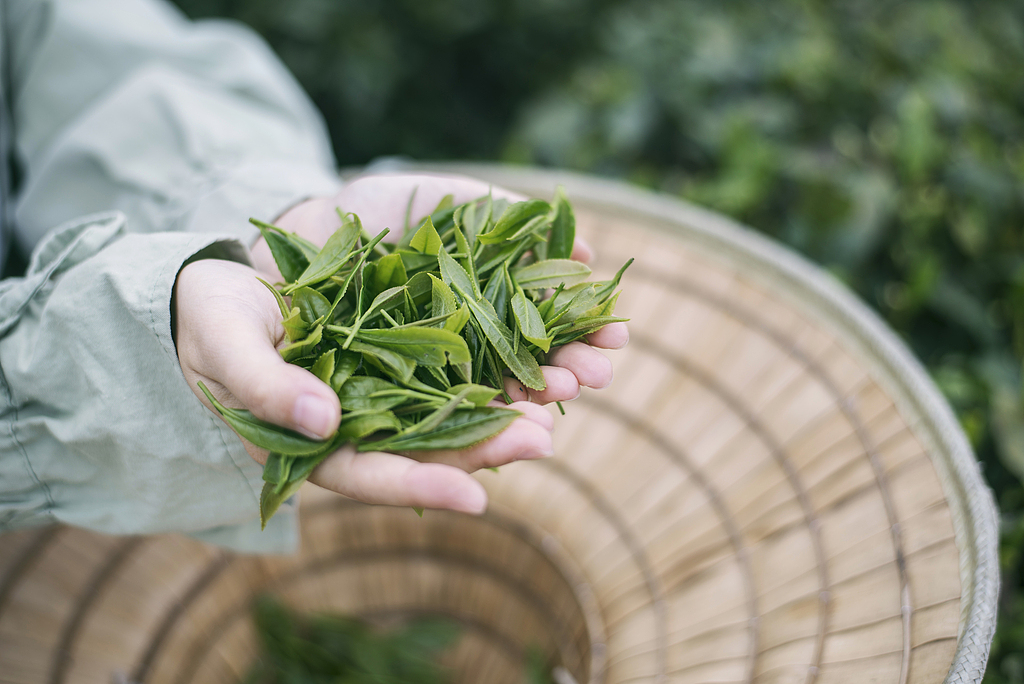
[171,0,1024,679]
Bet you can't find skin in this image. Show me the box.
[176,173,629,515]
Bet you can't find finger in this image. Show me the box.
[586,321,629,350]
[310,446,488,514]
[199,312,341,440]
[500,400,555,431]
[336,174,526,236]
[546,341,613,390]
[571,236,594,264]
[503,366,581,404]
[414,414,554,471]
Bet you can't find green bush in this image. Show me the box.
[172,0,1024,679]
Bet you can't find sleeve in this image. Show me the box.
[0,0,343,552]
[12,0,342,253]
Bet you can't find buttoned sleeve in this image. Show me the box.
[0,0,342,552]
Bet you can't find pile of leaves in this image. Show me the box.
[241,596,460,684]
[201,191,629,526]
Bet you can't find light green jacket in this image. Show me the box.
[0,0,342,552]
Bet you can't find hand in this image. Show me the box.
[251,172,630,404]
[174,258,555,514]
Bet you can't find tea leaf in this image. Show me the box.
[452,283,546,390]
[483,264,511,323]
[198,382,327,455]
[253,223,309,283]
[476,199,550,244]
[284,213,361,293]
[337,410,402,441]
[513,259,591,290]
[512,290,551,352]
[330,350,361,393]
[548,187,575,260]
[448,383,502,407]
[373,252,409,292]
[352,327,471,367]
[410,216,444,255]
[437,248,479,300]
[281,324,323,362]
[364,406,520,451]
[292,286,332,325]
[337,376,410,411]
[311,349,336,385]
[349,339,418,382]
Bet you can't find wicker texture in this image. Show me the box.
[0,166,998,684]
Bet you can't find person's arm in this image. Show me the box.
[0,0,341,552]
[12,0,340,253]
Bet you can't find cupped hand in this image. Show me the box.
[174,258,554,514]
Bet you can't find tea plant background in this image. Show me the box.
[170,0,1024,680]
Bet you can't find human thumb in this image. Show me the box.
[176,260,341,442]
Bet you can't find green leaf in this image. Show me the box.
[284,213,361,293]
[443,305,471,334]
[198,381,327,455]
[548,187,575,260]
[410,216,444,255]
[476,199,550,244]
[249,217,319,260]
[461,194,492,248]
[430,274,458,318]
[348,339,418,383]
[360,285,408,322]
[262,452,288,485]
[372,252,408,292]
[448,383,502,407]
[330,350,361,393]
[252,222,309,283]
[292,286,332,325]
[352,326,471,366]
[280,306,307,342]
[437,248,480,301]
[337,410,402,441]
[483,265,511,324]
[257,277,290,319]
[311,349,336,385]
[550,315,629,346]
[260,478,301,529]
[281,324,323,362]
[392,387,475,438]
[397,250,439,273]
[337,376,410,411]
[512,259,591,290]
[363,406,520,452]
[452,283,546,390]
[512,290,551,352]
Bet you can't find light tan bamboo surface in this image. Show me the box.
[0,165,998,684]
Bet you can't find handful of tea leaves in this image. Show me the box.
[200,189,630,527]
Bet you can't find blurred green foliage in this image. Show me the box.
[172,0,1024,679]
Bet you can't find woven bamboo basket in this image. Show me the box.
[0,165,999,684]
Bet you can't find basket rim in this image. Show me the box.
[356,160,1000,684]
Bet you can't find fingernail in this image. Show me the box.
[294,394,336,439]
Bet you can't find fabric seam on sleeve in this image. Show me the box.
[8,405,57,520]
